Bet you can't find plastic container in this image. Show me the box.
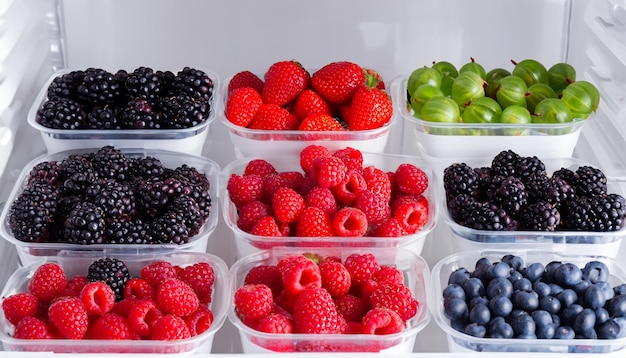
[221,151,438,258]
[430,250,626,353]
[220,74,394,159]
[0,147,220,267]
[0,251,229,353]
[441,157,626,258]
[28,68,220,156]
[229,246,430,353]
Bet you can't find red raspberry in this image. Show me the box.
[156,278,199,317]
[150,314,191,340]
[79,281,115,316]
[124,278,155,301]
[278,255,322,296]
[391,194,429,234]
[87,313,132,339]
[272,187,305,224]
[244,264,283,297]
[361,307,404,335]
[353,190,391,226]
[332,207,368,237]
[256,312,293,334]
[312,156,347,188]
[13,316,52,339]
[300,145,331,172]
[332,169,367,206]
[66,275,88,297]
[127,299,162,338]
[334,294,367,323]
[333,147,364,172]
[234,284,273,321]
[28,262,67,303]
[250,215,282,237]
[395,163,429,196]
[237,200,271,232]
[371,217,407,237]
[178,262,215,305]
[141,261,178,287]
[47,296,89,339]
[304,186,338,216]
[227,70,264,96]
[293,286,344,334]
[227,173,264,209]
[369,283,418,322]
[319,261,351,297]
[274,290,299,313]
[361,265,404,300]
[2,292,39,325]
[261,173,290,203]
[184,305,214,336]
[344,253,380,288]
[279,171,305,193]
[362,165,392,200]
[112,298,137,317]
[295,206,334,237]
[244,159,277,177]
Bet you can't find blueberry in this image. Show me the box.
[539,295,562,314]
[464,322,486,338]
[475,257,492,270]
[489,295,513,318]
[510,313,536,337]
[487,261,511,280]
[448,267,471,286]
[472,261,491,283]
[443,284,466,300]
[543,260,562,283]
[486,277,514,299]
[560,303,583,325]
[522,262,544,282]
[614,283,626,296]
[536,322,556,339]
[463,277,485,300]
[583,283,607,309]
[512,289,539,311]
[597,317,626,339]
[557,288,578,307]
[596,281,615,301]
[606,293,626,317]
[513,277,532,291]
[469,296,489,309]
[444,297,469,321]
[595,307,610,326]
[549,283,564,296]
[451,318,468,332]
[488,317,514,338]
[553,325,575,339]
[469,303,491,325]
[533,281,551,298]
[553,263,583,288]
[582,260,610,284]
[531,309,553,327]
[574,279,591,298]
[501,254,524,272]
[508,270,524,285]
[551,313,561,328]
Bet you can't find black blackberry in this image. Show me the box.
[492,176,528,215]
[105,218,155,244]
[491,150,521,177]
[158,94,210,128]
[172,165,212,220]
[36,97,87,129]
[150,210,192,244]
[47,70,85,100]
[169,195,203,235]
[130,156,166,180]
[58,154,98,195]
[8,182,60,242]
[85,179,135,220]
[124,67,172,102]
[90,146,133,182]
[77,68,122,106]
[515,155,549,201]
[518,200,561,231]
[447,194,480,225]
[135,177,186,217]
[545,176,576,209]
[443,163,479,200]
[574,166,608,197]
[86,106,119,129]
[552,168,577,186]
[26,161,61,187]
[172,67,214,101]
[473,166,493,201]
[118,98,162,129]
[63,202,106,245]
[464,202,518,231]
[87,258,130,301]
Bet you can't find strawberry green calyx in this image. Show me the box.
[363,68,385,90]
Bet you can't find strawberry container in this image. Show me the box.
[0,147,220,267]
[221,150,438,259]
[228,246,430,353]
[431,250,626,353]
[28,68,220,156]
[0,251,229,353]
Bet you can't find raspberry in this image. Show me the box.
[361,307,404,335]
[293,286,344,334]
[261,173,290,203]
[361,265,404,300]
[304,186,338,216]
[184,305,214,336]
[87,313,132,339]
[127,299,162,338]
[244,264,283,297]
[369,283,418,322]
[47,296,89,339]
[13,316,52,339]
[256,313,293,334]
[279,171,305,193]
[178,262,215,304]
[124,278,155,300]
[353,190,391,226]
[234,284,273,321]
[395,163,428,196]
[150,314,191,340]
[28,263,67,303]
[295,206,334,237]
[344,253,380,288]
[332,169,367,206]
[237,200,271,232]
[66,275,88,297]
[244,159,277,177]
[300,145,331,172]
[79,281,115,316]
[272,187,305,224]
[227,173,263,209]
[333,147,364,172]
[332,207,368,237]
[279,255,322,296]
[319,260,351,297]
[391,194,429,234]
[362,165,392,200]
[250,216,282,237]
[112,298,137,317]
[371,217,407,237]
[2,292,39,325]
[334,293,367,323]
[155,278,199,317]
[312,156,347,188]
[141,261,178,287]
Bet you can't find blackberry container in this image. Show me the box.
[430,250,626,353]
[28,68,220,156]
[0,251,229,353]
[228,246,430,353]
[0,147,220,266]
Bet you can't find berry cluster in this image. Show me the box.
[8,146,212,245]
[37,67,214,130]
[443,254,626,343]
[226,145,430,239]
[444,150,626,232]
[234,252,419,352]
[1,258,216,342]
[225,61,392,132]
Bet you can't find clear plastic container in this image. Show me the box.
[27,69,220,156]
[0,148,220,266]
[228,246,430,353]
[430,250,626,353]
[0,251,229,353]
[221,151,438,258]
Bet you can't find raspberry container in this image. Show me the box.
[430,250,626,353]
[441,156,626,258]
[228,246,430,353]
[27,68,220,156]
[220,73,395,159]
[0,251,229,353]
[0,147,220,267]
[221,151,438,258]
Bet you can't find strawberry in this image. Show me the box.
[13,316,52,339]
[272,187,305,224]
[369,283,418,322]
[227,173,264,209]
[225,87,262,127]
[86,313,132,339]
[249,103,298,130]
[311,61,365,104]
[262,60,310,106]
[298,113,345,131]
[155,278,200,317]
[331,169,367,206]
[363,68,386,90]
[234,283,273,321]
[237,200,272,232]
[184,305,214,336]
[47,296,89,339]
[295,206,334,237]
[299,145,331,172]
[244,159,277,177]
[292,286,344,334]
[332,207,368,237]
[150,314,191,340]
[361,307,404,335]
[1,292,39,325]
[347,85,393,130]
[319,260,351,297]
[178,262,215,305]
[304,186,338,216]
[228,70,264,96]
[27,262,67,303]
[395,163,429,196]
[291,89,332,122]
[79,281,115,316]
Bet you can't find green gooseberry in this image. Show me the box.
[511,59,549,87]
[420,96,460,123]
[496,75,528,108]
[411,84,444,116]
[532,98,572,124]
[451,71,485,107]
[408,67,442,100]
[525,83,557,114]
[548,62,576,95]
[560,81,600,119]
[461,97,503,124]
[484,68,511,99]
[431,61,458,78]
[459,57,487,79]
[500,105,531,135]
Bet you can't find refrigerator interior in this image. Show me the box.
[0,0,625,355]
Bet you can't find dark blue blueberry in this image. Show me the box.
[486,277,513,299]
[531,309,554,328]
[533,281,551,298]
[448,267,471,286]
[472,260,491,284]
[512,289,539,311]
[560,303,583,325]
[575,328,597,339]
[583,283,607,309]
[469,303,491,325]
[508,270,524,285]
[489,295,513,318]
[539,295,562,314]
[543,261,562,283]
[501,254,524,272]
[553,325,575,339]
[553,263,583,288]
[513,277,532,292]
[582,260,610,284]
[597,317,626,339]
[462,277,485,300]
[510,313,536,337]
[450,318,468,333]
[487,261,511,280]
[522,262,544,282]
[595,307,610,326]
[551,313,561,328]
[573,308,597,334]
[606,294,626,317]
[549,283,564,296]
[488,317,514,338]
[614,283,626,296]
[596,281,615,301]
[557,288,578,307]
[536,323,556,339]
[464,322,487,338]
[574,279,591,298]
[443,284,466,301]
[475,257,492,270]
[469,296,489,309]
[444,297,469,321]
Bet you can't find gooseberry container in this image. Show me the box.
[430,250,626,353]
[229,246,430,353]
[0,251,229,353]
[0,147,220,267]
[221,151,438,258]
[220,73,395,159]
[441,157,626,258]
[28,68,220,156]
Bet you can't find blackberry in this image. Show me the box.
[150,210,192,245]
[545,176,576,209]
[131,156,166,180]
[135,177,186,217]
[519,200,561,231]
[172,67,214,101]
[77,68,122,106]
[492,176,528,215]
[172,165,212,220]
[63,202,106,245]
[515,155,549,201]
[91,146,133,182]
[36,97,87,129]
[8,182,60,242]
[552,168,577,186]
[491,150,521,177]
[124,67,172,102]
[86,106,119,129]
[566,194,626,232]
[85,179,135,220]
[447,194,480,225]
[169,195,203,235]
[443,163,479,200]
[87,258,130,301]
[574,166,608,197]
[465,202,518,231]
[47,70,85,100]
[158,94,210,128]
[105,218,155,244]
[473,166,494,201]
[58,154,98,195]
[118,98,162,129]
[26,161,61,187]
